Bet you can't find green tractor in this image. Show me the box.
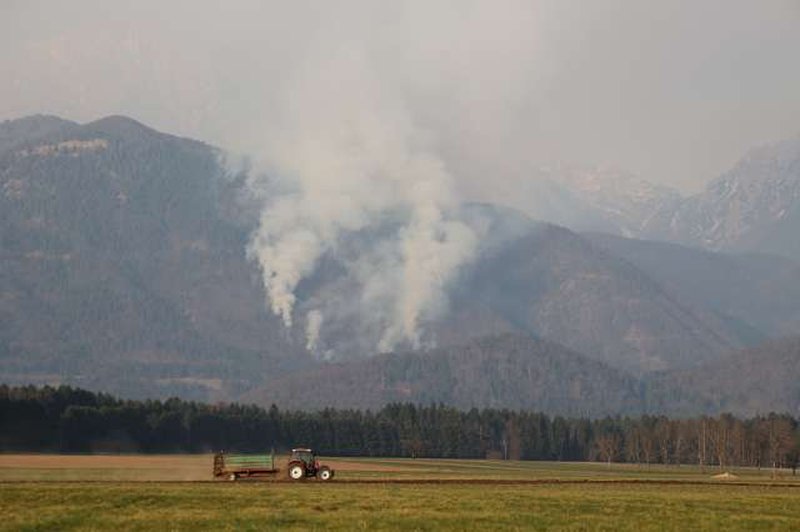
[287,448,334,481]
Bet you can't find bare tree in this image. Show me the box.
[655,418,672,465]
[641,426,656,467]
[731,418,747,468]
[596,434,620,468]
[698,418,708,471]
[767,415,794,477]
[673,420,687,466]
[709,415,735,470]
[788,436,799,476]
[626,427,642,465]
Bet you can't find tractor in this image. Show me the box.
[287,448,334,481]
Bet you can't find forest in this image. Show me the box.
[1,385,798,472]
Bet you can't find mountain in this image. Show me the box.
[538,165,683,238]
[0,115,78,154]
[0,115,310,401]
[441,215,743,373]
[586,233,800,340]
[645,138,800,259]
[529,138,800,261]
[243,333,646,416]
[290,202,748,374]
[648,337,800,417]
[484,166,683,238]
[0,113,794,414]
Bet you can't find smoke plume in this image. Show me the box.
[305,309,323,353]
[247,48,477,356]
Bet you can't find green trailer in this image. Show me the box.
[213,451,278,481]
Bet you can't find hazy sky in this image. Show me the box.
[2,0,799,191]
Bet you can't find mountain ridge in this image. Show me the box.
[536,137,800,260]
[1,114,797,416]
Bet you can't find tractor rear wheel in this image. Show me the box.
[318,466,333,481]
[288,463,305,480]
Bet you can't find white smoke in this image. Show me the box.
[247,47,477,355]
[305,309,323,353]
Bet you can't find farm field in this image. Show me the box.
[1,455,799,530]
[3,454,800,483]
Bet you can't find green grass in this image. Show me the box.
[1,482,798,531]
[1,456,798,530]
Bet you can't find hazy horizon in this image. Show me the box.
[3,0,800,193]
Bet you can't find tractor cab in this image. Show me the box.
[287,447,334,481]
[290,448,317,468]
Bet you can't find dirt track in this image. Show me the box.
[0,454,207,469]
[2,455,798,488]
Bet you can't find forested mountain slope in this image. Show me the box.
[587,233,800,340]
[0,115,310,400]
[246,333,800,417]
[648,336,800,417]
[446,222,743,373]
[1,114,796,415]
[243,334,646,416]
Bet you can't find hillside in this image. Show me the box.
[648,337,800,417]
[0,115,310,400]
[445,221,743,373]
[246,333,800,417]
[296,202,746,374]
[243,334,646,416]
[0,115,77,153]
[587,233,800,340]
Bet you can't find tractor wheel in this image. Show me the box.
[288,463,305,481]
[228,473,238,482]
[318,466,333,481]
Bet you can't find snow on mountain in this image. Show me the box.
[528,137,800,260]
[650,137,800,257]
[538,165,683,237]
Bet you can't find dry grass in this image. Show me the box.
[2,454,799,484]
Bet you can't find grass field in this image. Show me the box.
[1,455,799,530]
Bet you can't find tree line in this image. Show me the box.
[1,385,798,472]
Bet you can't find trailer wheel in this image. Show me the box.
[288,463,305,480]
[318,466,333,481]
[228,473,238,481]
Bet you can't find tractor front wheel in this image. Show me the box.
[318,466,333,481]
[288,463,305,481]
